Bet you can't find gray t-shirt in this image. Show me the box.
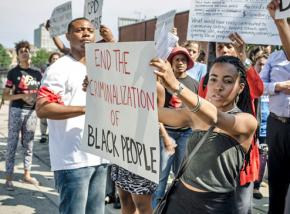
[181,107,245,192]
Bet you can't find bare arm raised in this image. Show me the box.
[45,20,71,55]
[151,58,257,150]
[228,33,247,63]
[268,0,290,60]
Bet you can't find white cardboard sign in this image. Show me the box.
[187,0,281,45]
[49,1,72,37]
[81,42,160,183]
[154,10,176,42]
[154,10,177,60]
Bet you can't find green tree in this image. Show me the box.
[31,49,50,69]
[0,43,12,69]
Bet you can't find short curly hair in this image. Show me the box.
[15,40,30,55]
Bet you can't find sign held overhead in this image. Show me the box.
[49,1,72,37]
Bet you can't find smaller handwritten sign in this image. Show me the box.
[49,1,72,37]
[154,10,177,60]
[154,10,176,42]
[84,0,103,40]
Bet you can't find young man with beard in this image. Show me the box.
[36,18,108,214]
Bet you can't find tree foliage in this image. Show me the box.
[31,49,50,69]
[0,43,12,69]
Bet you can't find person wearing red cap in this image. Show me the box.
[152,47,199,207]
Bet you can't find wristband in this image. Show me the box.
[189,94,202,113]
[173,82,185,96]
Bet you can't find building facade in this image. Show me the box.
[118,17,140,27]
[34,24,57,52]
[118,10,208,56]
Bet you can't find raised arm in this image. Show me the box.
[228,33,247,64]
[268,0,290,60]
[151,59,257,140]
[156,76,193,128]
[99,25,116,42]
[51,37,71,55]
[45,20,70,55]
[158,107,192,128]
[157,81,165,107]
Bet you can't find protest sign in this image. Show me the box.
[275,0,290,19]
[84,0,103,40]
[81,42,160,183]
[155,25,179,60]
[49,1,72,37]
[154,10,176,42]
[154,10,177,60]
[187,0,281,45]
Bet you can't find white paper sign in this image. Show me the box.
[155,26,179,60]
[154,10,176,42]
[84,0,103,40]
[49,1,72,37]
[187,0,281,45]
[82,42,160,183]
[275,0,290,19]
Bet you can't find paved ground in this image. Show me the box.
[0,102,272,213]
[0,103,120,214]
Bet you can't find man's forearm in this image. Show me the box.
[36,101,85,120]
[275,19,290,60]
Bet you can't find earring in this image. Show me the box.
[235,94,240,104]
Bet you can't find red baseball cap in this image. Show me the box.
[167,47,194,70]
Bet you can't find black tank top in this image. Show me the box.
[181,106,245,192]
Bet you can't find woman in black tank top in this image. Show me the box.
[150,56,257,213]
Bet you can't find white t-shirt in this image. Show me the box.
[41,55,106,171]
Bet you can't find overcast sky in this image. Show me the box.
[0,0,191,48]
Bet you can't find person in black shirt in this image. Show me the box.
[3,40,42,190]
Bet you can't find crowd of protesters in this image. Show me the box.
[1,0,290,213]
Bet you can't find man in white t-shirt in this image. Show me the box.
[36,18,108,214]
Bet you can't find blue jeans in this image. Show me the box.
[152,128,192,208]
[54,164,108,214]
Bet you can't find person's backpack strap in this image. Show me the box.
[175,125,215,179]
